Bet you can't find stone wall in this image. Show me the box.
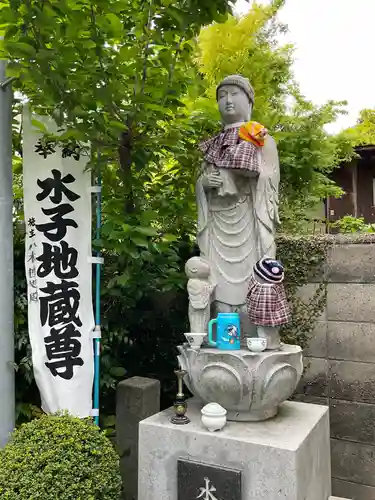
[295,239,375,500]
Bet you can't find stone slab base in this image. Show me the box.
[138,399,331,500]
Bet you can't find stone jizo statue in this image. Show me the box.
[185,256,215,333]
[196,74,280,335]
[179,75,302,422]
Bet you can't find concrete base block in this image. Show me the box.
[138,399,331,500]
[332,478,375,499]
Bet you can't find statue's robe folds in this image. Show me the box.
[197,129,280,308]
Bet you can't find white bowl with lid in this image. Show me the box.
[201,403,227,432]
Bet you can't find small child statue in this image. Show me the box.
[246,257,290,350]
[185,256,215,333]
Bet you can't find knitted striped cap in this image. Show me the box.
[254,257,284,284]
[216,75,255,105]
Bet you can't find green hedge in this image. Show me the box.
[0,413,122,500]
[277,234,329,348]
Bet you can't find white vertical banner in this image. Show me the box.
[22,108,94,417]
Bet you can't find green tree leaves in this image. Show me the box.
[193,1,346,228]
[2,0,233,424]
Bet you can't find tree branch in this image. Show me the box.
[140,0,154,94]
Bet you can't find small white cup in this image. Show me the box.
[246,337,267,352]
[184,333,206,349]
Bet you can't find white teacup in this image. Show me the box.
[184,333,206,349]
[246,337,267,352]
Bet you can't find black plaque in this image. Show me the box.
[178,458,241,500]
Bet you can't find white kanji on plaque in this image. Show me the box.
[197,477,219,500]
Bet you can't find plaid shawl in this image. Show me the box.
[246,276,290,326]
[199,126,260,173]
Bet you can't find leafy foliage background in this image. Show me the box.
[1,0,361,429]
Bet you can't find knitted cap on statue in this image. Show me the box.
[254,257,284,284]
[247,257,290,326]
[216,75,255,104]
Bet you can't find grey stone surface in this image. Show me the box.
[329,496,352,500]
[305,321,327,358]
[297,357,328,397]
[138,399,331,500]
[185,256,214,334]
[330,399,375,445]
[327,284,375,322]
[292,394,329,406]
[116,377,160,500]
[178,344,303,421]
[329,360,375,404]
[331,438,375,487]
[296,245,375,497]
[329,497,349,500]
[327,321,375,363]
[328,243,375,283]
[332,478,375,500]
[295,404,332,500]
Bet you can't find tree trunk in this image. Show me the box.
[119,125,135,214]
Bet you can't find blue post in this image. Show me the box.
[93,169,102,426]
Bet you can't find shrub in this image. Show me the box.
[331,215,375,233]
[0,413,122,500]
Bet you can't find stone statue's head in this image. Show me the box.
[216,75,254,125]
[185,256,210,279]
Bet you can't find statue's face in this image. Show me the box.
[217,84,252,125]
[186,258,210,278]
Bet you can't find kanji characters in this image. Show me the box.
[36,169,80,204]
[44,324,83,380]
[39,280,82,328]
[30,168,84,380]
[37,241,78,279]
[36,204,78,242]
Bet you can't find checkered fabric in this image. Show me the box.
[246,277,291,326]
[199,127,260,173]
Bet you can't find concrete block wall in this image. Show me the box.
[295,240,375,500]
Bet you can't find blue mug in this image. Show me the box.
[208,313,241,350]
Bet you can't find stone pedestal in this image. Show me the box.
[116,377,160,500]
[178,344,303,421]
[138,399,331,500]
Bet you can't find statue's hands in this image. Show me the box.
[201,172,223,189]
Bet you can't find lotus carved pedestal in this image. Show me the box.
[177,344,303,422]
